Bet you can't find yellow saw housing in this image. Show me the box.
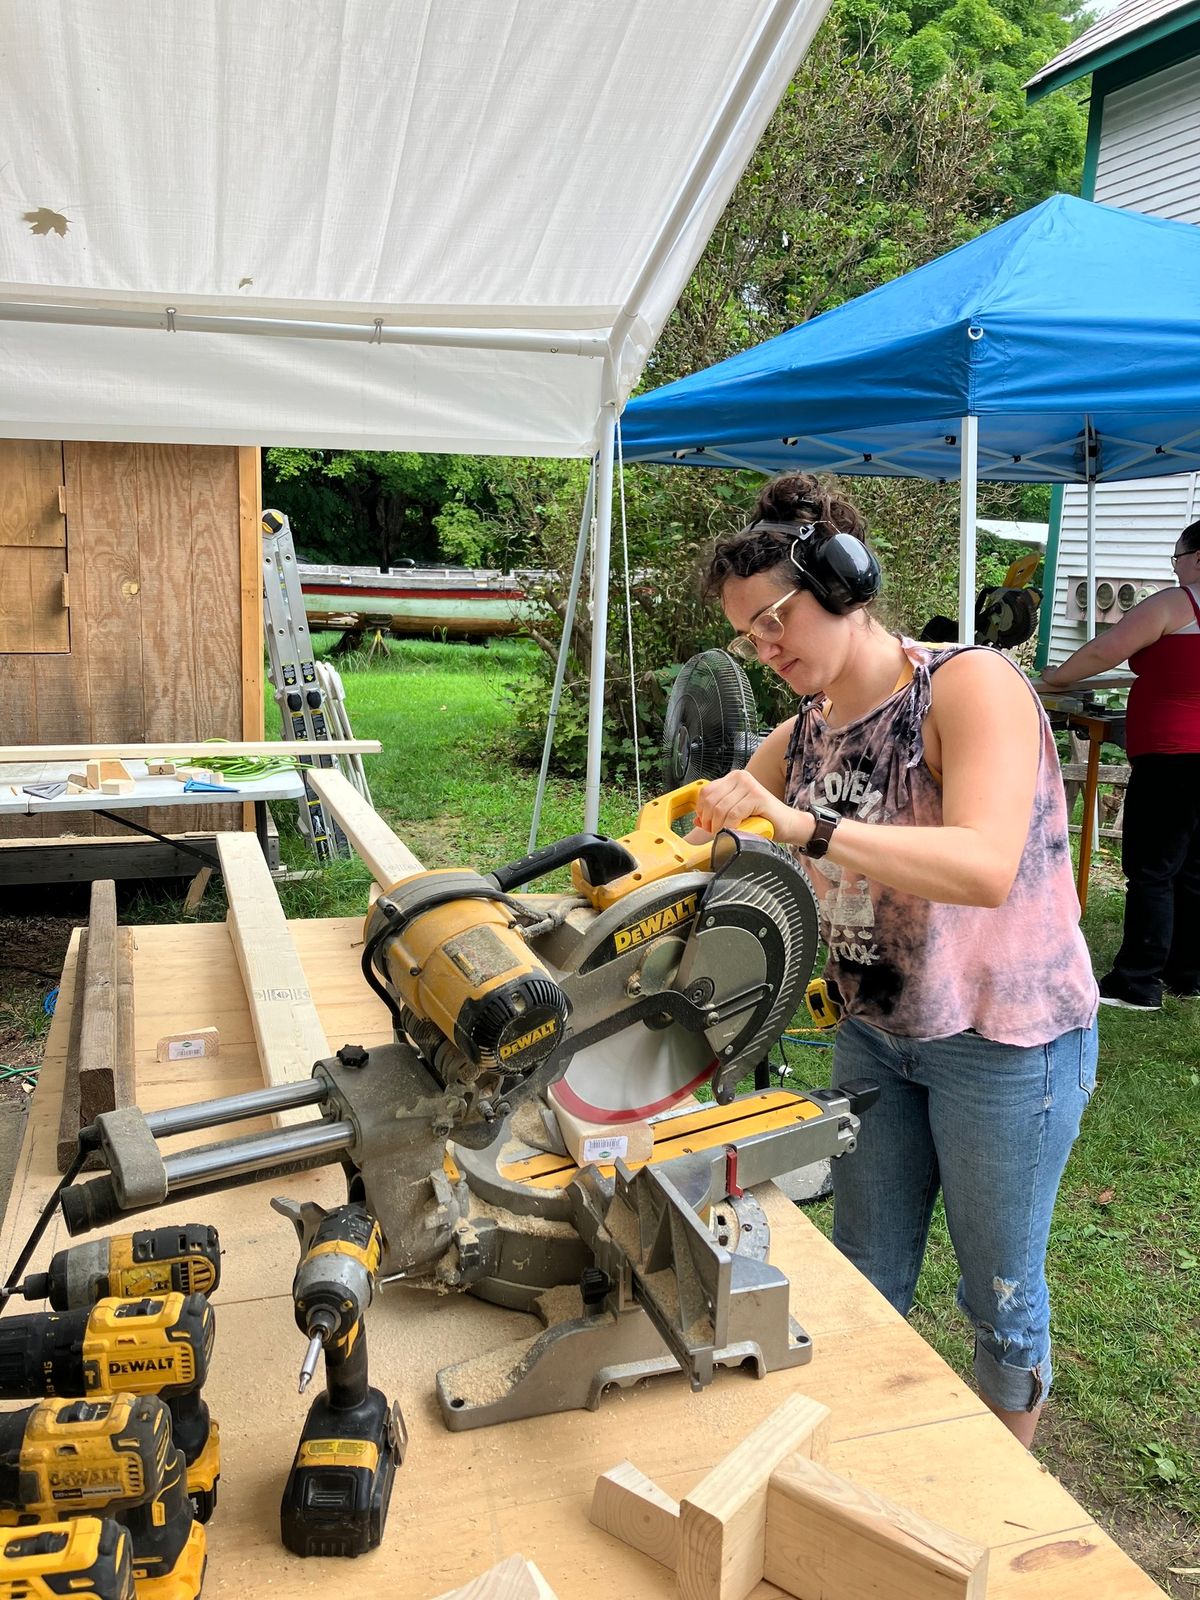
[366,870,569,1076]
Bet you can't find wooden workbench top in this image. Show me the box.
[1,918,1164,1599]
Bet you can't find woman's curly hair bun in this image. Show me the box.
[701,472,868,598]
[753,472,865,540]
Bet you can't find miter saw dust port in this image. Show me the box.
[456,975,569,1074]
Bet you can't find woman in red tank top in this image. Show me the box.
[1040,518,1200,1009]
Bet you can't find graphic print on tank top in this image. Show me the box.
[784,640,1097,1045]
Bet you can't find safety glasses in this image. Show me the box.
[727,538,807,660]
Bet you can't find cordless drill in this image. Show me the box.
[0,1518,134,1600]
[10,1227,221,1310]
[0,1394,205,1600]
[275,1201,405,1558]
[0,1293,220,1524]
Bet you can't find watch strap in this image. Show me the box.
[802,807,839,859]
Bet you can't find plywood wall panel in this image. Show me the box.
[0,441,251,850]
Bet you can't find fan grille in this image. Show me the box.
[661,650,761,785]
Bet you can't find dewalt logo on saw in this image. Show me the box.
[498,1018,558,1062]
[613,893,698,954]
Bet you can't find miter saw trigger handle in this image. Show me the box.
[489,834,637,893]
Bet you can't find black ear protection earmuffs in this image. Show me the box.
[756,520,882,615]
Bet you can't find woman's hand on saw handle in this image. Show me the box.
[693,769,811,849]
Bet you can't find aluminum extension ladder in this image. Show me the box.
[261,509,350,859]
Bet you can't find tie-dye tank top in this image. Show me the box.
[783,639,1098,1047]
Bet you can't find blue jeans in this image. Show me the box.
[831,1015,1098,1412]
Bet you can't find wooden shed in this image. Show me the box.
[0,440,263,864]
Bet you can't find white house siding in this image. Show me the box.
[1050,53,1200,665]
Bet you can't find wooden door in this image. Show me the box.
[0,441,69,652]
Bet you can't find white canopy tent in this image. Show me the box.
[0,0,832,829]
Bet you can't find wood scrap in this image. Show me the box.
[590,1459,680,1568]
[0,739,379,763]
[156,1027,219,1063]
[764,1455,989,1600]
[302,766,424,886]
[677,1393,830,1600]
[183,865,213,914]
[216,832,327,1126]
[85,759,131,789]
[431,1554,559,1599]
[57,899,135,1172]
[99,778,136,795]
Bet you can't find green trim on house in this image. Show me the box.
[1036,484,1065,671]
[1080,92,1105,199]
[1027,4,1200,102]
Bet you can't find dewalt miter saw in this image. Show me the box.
[52,783,875,1429]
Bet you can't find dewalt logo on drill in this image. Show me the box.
[107,1356,176,1376]
[498,1018,558,1062]
[613,892,698,954]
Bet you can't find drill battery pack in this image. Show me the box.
[280,1388,403,1559]
[0,1518,134,1600]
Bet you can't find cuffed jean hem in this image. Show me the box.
[973,1339,1049,1414]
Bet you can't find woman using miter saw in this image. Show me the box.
[692,471,1098,1450]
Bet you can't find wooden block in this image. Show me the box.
[67,772,87,788]
[678,1393,830,1600]
[99,778,136,795]
[85,759,131,789]
[547,1083,653,1167]
[148,760,177,776]
[590,1459,680,1569]
[764,1455,989,1600]
[174,766,219,785]
[430,1553,558,1598]
[66,782,87,796]
[156,1027,220,1063]
[216,833,328,1126]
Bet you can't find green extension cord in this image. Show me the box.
[197,739,298,781]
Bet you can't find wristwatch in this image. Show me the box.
[800,803,841,859]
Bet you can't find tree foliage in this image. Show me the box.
[265,0,1089,775]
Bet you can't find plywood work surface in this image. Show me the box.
[0,919,1164,1600]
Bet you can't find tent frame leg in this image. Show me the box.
[584,414,618,833]
[958,416,978,646]
[528,463,597,851]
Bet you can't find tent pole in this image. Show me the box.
[528,461,596,851]
[958,417,978,646]
[1085,477,1097,642]
[584,413,618,833]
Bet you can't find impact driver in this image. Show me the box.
[0,1394,204,1600]
[0,1292,220,1523]
[10,1227,220,1310]
[275,1200,405,1558]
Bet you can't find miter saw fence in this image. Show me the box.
[47,784,876,1429]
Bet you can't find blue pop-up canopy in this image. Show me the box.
[622,194,1200,485]
[620,193,1200,640]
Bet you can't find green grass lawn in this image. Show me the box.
[149,636,1200,1589]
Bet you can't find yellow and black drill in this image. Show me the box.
[10,1227,220,1310]
[0,1394,204,1600]
[0,1292,220,1524]
[0,1518,134,1600]
[275,1200,405,1558]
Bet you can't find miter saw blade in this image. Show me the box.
[543,838,819,1123]
[552,1019,715,1124]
